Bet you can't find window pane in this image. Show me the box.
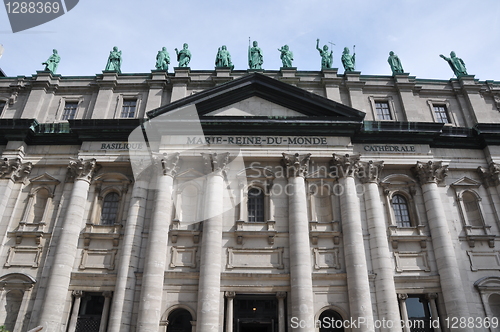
[121,99,136,118]
[375,101,392,120]
[101,192,119,225]
[62,102,78,120]
[392,194,411,227]
[433,105,450,123]
[248,188,264,222]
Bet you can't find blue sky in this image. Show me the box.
[1,0,500,81]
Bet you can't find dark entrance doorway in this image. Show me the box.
[232,295,279,332]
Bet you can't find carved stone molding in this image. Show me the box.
[276,291,286,299]
[397,293,408,301]
[331,154,360,178]
[0,158,32,182]
[412,161,448,185]
[358,160,384,183]
[225,291,236,298]
[66,158,99,183]
[477,162,500,188]
[202,152,229,177]
[152,152,180,177]
[72,290,83,297]
[281,153,311,178]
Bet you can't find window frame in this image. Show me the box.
[61,101,79,120]
[391,194,412,228]
[368,96,398,121]
[100,191,120,225]
[114,94,142,119]
[247,186,265,223]
[427,99,454,125]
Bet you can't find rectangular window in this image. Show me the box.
[61,102,78,120]
[121,99,136,118]
[375,101,392,120]
[433,105,450,123]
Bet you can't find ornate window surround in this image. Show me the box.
[451,177,496,248]
[368,95,398,121]
[381,174,428,249]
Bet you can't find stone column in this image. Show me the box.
[413,161,470,325]
[426,293,441,332]
[359,161,402,332]
[67,291,83,332]
[331,154,374,332]
[136,153,179,332]
[397,294,410,332]
[107,176,149,332]
[277,292,286,332]
[196,153,229,331]
[38,158,98,331]
[13,285,34,332]
[98,292,112,332]
[282,153,315,332]
[225,291,235,332]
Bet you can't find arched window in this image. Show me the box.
[167,308,192,332]
[392,194,411,227]
[100,192,119,225]
[318,309,344,332]
[247,187,264,222]
[488,293,500,318]
[462,192,482,226]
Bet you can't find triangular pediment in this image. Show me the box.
[147,73,364,120]
[451,177,482,188]
[205,96,305,117]
[29,173,60,185]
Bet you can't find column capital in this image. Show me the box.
[413,161,448,185]
[477,162,500,188]
[398,293,408,301]
[153,153,180,177]
[425,293,438,300]
[103,291,113,298]
[281,153,311,178]
[331,154,360,178]
[66,158,99,183]
[0,157,32,182]
[202,152,230,177]
[225,291,236,298]
[276,291,287,299]
[358,160,384,183]
[72,290,84,298]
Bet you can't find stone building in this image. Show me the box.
[0,66,500,332]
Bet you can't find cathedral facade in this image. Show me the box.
[0,67,499,332]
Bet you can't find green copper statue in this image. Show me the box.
[105,46,122,73]
[278,45,293,68]
[155,47,170,71]
[388,51,404,75]
[215,45,233,69]
[42,49,60,74]
[175,43,191,67]
[440,51,467,77]
[341,47,355,72]
[316,39,333,69]
[248,40,263,69]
